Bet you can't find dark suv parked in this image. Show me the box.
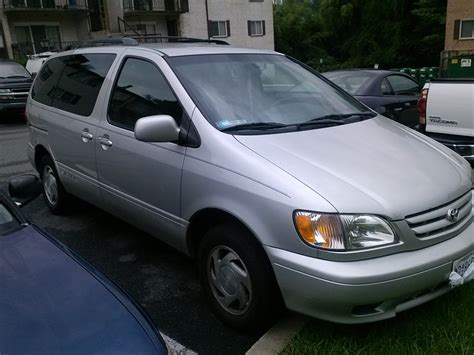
[0,59,32,115]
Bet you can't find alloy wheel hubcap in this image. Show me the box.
[208,246,252,315]
[43,166,58,206]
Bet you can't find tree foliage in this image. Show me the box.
[274,0,447,71]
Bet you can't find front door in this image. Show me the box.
[167,20,178,36]
[95,52,186,248]
[165,0,175,11]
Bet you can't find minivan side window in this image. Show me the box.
[108,57,182,131]
[386,75,419,96]
[53,54,116,116]
[31,57,65,106]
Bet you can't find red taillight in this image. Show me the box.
[417,88,429,126]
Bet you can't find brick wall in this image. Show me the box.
[445,0,474,51]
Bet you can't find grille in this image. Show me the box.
[10,87,30,93]
[0,87,29,102]
[10,93,28,101]
[406,191,472,238]
[11,87,29,101]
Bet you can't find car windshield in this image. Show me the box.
[0,62,31,79]
[168,54,371,133]
[323,71,375,95]
[0,203,20,236]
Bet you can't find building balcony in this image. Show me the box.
[123,0,189,14]
[2,0,88,12]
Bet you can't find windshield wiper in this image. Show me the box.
[310,112,376,122]
[296,112,376,128]
[221,122,288,132]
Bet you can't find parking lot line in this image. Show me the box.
[161,332,197,355]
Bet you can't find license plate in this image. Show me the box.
[453,252,474,276]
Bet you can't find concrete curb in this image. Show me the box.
[246,314,308,355]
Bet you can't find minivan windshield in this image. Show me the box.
[168,54,373,133]
[0,62,31,79]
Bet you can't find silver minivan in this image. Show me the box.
[26,39,473,331]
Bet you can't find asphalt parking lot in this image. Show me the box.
[0,116,262,354]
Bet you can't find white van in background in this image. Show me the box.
[25,52,56,76]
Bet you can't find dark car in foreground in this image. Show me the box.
[0,59,32,115]
[0,175,167,354]
[323,69,420,128]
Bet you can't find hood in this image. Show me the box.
[0,225,166,354]
[0,77,32,87]
[235,117,471,219]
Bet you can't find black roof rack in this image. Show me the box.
[63,38,139,51]
[129,35,229,45]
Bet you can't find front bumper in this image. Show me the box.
[266,220,473,324]
[0,101,26,113]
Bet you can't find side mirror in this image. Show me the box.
[31,72,37,79]
[8,174,42,207]
[134,115,180,143]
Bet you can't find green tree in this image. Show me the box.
[273,0,328,68]
[274,0,447,70]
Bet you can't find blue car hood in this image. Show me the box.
[0,225,165,354]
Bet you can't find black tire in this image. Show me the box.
[39,155,69,214]
[198,223,283,333]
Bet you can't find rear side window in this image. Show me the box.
[381,78,393,95]
[108,57,182,130]
[31,57,65,106]
[323,72,374,95]
[386,75,419,96]
[53,54,116,116]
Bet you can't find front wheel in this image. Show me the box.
[198,224,283,333]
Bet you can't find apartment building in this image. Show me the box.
[0,0,274,60]
[441,0,474,75]
[444,0,474,53]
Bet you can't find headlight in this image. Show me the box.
[0,89,11,94]
[294,211,395,250]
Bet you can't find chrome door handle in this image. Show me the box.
[394,107,403,112]
[98,136,113,150]
[81,129,93,142]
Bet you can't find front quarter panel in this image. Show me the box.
[181,110,337,256]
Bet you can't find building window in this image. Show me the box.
[209,20,230,38]
[248,20,266,36]
[14,25,61,54]
[460,20,474,39]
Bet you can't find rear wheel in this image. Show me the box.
[198,223,283,333]
[39,155,69,214]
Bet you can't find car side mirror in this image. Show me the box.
[134,115,180,143]
[31,72,37,79]
[8,174,42,207]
